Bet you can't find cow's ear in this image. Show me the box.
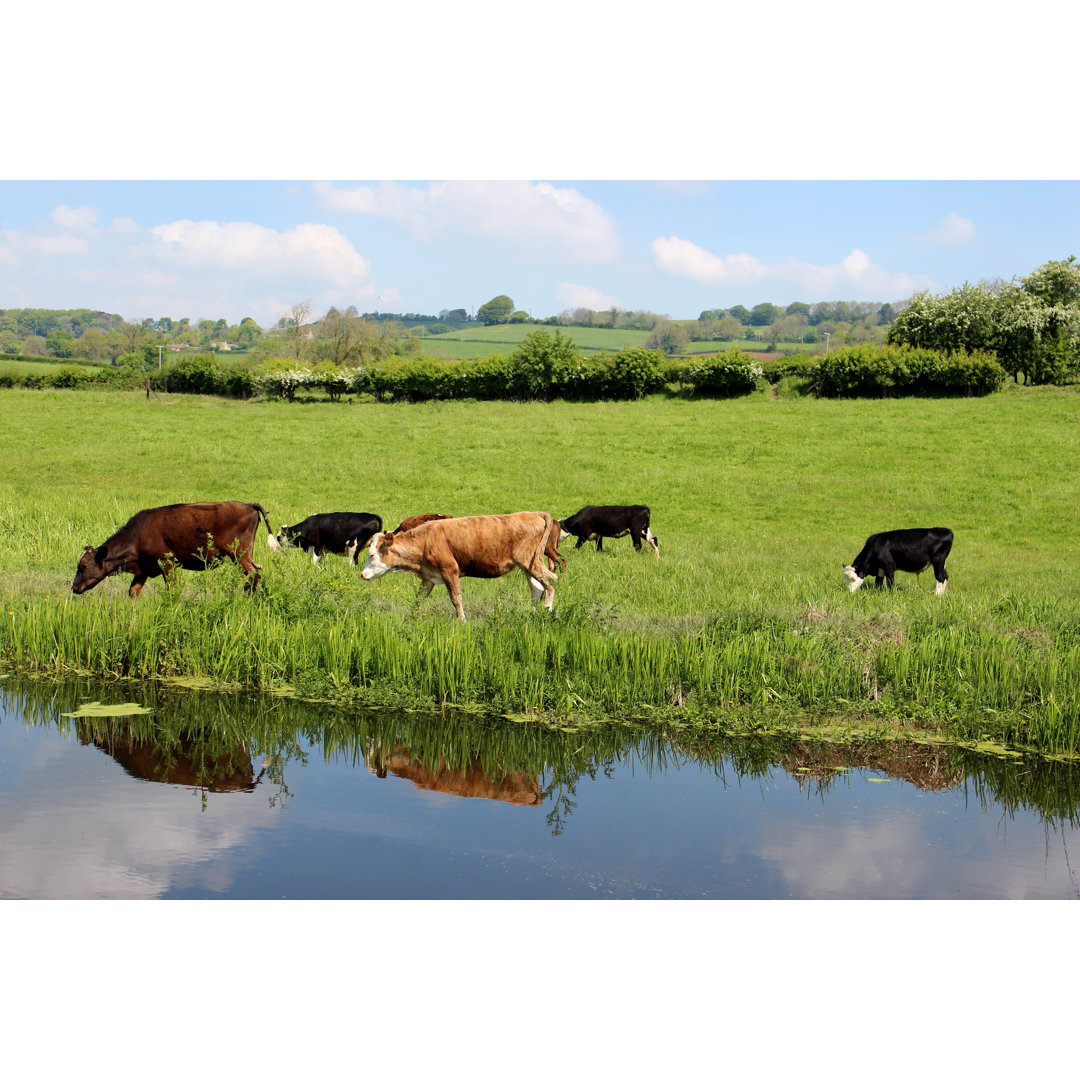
[382,532,394,548]
[95,545,109,566]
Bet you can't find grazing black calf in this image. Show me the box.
[270,512,383,567]
[558,505,659,558]
[843,527,953,594]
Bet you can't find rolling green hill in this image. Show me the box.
[417,324,788,359]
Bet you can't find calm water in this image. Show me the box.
[2,677,1078,899]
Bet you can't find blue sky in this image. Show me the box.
[2,179,1078,328]
[6,5,1078,331]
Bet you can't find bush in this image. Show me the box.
[672,350,763,395]
[166,353,224,395]
[605,347,666,399]
[813,345,1006,397]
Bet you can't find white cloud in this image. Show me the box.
[652,235,932,299]
[50,203,99,234]
[149,220,374,288]
[555,282,621,310]
[906,210,977,245]
[314,180,620,262]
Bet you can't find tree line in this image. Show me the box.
[4,255,1077,384]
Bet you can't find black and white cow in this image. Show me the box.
[558,505,659,558]
[271,512,383,567]
[842,527,953,594]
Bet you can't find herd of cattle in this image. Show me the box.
[70,500,952,620]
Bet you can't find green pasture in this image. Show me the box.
[1,384,1078,755]
[420,323,809,359]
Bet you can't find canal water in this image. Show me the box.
[2,677,1078,899]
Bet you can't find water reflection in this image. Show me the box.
[2,677,1080,898]
[78,724,266,795]
[366,745,541,806]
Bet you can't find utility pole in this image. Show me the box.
[824,332,831,354]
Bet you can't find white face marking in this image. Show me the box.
[842,565,864,592]
[361,535,389,579]
[935,579,948,596]
[559,527,571,541]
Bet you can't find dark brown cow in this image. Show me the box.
[79,726,264,793]
[72,501,274,598]
[360,511,557,621]
[393,513,452,534]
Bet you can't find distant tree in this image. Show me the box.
[785,301,811,318]
[46,330,76,358]
[440,308,467,328]
[235,316,261,344]
[726,305,751,324]
[118,320,146,354]
[715,315,744,342]
[21,335,48,356]
[75,329,109,362]
[286,299,314,361]
[316,306,364,365]
[510,310,531,323]
[645,320,689,355]
[878,303,897,325]
[750,302,781,326]
[0,330,20,354]
[477,295,515,325]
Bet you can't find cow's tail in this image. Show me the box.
[253,503,281,551]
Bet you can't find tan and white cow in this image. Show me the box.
[360,512,558,621]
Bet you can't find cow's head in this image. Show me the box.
[272,525,297,550]
[557,521,571,541]
[360,532,395,579]
[841,564,864,592]
[72,544,113,594]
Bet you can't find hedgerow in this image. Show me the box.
[812,345,1006,397]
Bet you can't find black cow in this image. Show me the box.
[270,512,383,567]
[842,527,953,594]
[72,501,274,598]
[558,505,659,558]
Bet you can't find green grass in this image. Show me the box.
[2,384,1079,755]
[419,324,816,359]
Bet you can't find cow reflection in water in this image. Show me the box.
[366,746,541,806]
[78,724,265,795]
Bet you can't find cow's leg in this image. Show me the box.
[307,546,320,567]
[646,528,660,559]
[933,559,949,596]
[345,540,358,566]
[418,580,436,599]
[128,574,148,599]
[595,536,603,553]
[442,571,466,621]
[238,552,262,592]
[631,530,643,552]
[575,536,587,549]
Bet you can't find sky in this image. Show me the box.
[3,179,1079,328]
[6,4,1079,332]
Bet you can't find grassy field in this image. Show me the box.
[1,384,1079,756]
[420,323,781,359]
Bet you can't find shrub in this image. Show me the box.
[673,350,763,395]
[511,329,580,401]
[813,344,1006,397]
[167,353,224,395]
[605,347,666,399]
